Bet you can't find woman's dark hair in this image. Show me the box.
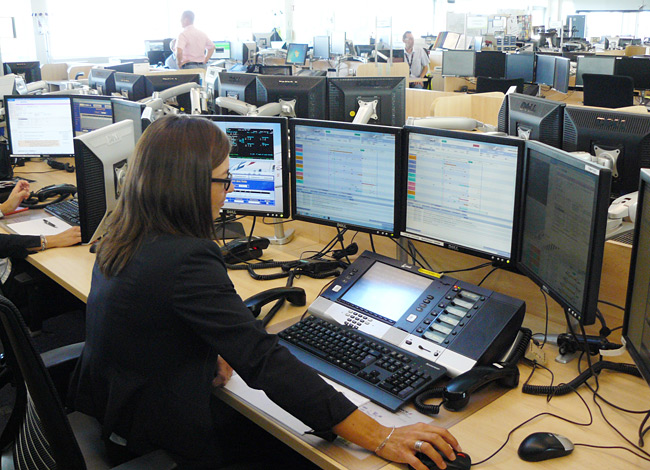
[96,114,230,276]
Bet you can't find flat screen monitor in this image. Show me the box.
[111,98,145,144]
[71,95,113,137]
[105,62,134,74]
[474,51,506,79]
[517,140,611,326]
[259,65,292,76]
[114,72,153,101]
[442,50,475,77]
[507,93,565,148]
[622,169,650,388]
[290,119,402,237]
[253,32,273,49]
[217,72,258,112]
[286,43,308,66]
[575,55,617,87]
[88,69,116,95]
[4,95,74,157]
[256,75,327,120]
[313,36,330,59]
[506,53,535,83]
[328,76,406,127]
[207,116,289,218]
[3,61,41,83]
[442,32,461,50]
[74,120,134,244]
[212,41,231,59]
[401,127,525,265]
[553,57,570,93]
[615,57,650,90]
[355,45,375,56]
[535,54,556,87]
[232,42,256,64]
[562,106,650,195]
[331,32,346,56]
[146,72,200,112]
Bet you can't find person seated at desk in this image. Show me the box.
[69,115,462,470]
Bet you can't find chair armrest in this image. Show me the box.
[41,342,84,401]
[111,449,177,470]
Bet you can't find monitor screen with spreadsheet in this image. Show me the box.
[290,119,402,237]
[400,127,525,265]
[71,96,113,137]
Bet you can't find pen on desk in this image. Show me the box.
[43,219,57,228]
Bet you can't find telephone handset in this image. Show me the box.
[20,184,77,209]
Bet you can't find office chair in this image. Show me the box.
[582,73,634,108]
[476,76,524,94]
[0,295,178,469]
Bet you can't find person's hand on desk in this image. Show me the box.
[28,227,82,251]
[212,356,234,388]
[0,180,30,215]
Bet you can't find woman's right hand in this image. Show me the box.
[45,226,82,249]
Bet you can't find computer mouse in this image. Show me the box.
[411,451,471,470]
[518,432,574,462]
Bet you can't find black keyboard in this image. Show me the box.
[45,198,80,226]
[278,316,446,411]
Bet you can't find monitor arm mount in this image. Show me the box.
[407,116,497,132]
[26,80,49,95]
[214,96,284,117]
[352,99,378,125]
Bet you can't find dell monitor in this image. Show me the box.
[506,53,535,83]
[290,119,402,237]
[146,72,201,112]
[442,50,475,77]
[615,57,650,90]
[217,72,258,113]
[212,41,231,59]
[253,32,273,49]
[88,69,116,95]
[4,95,74,157]
[328,76,406,127]
[401,127,525,265]
[535,54,557,87]
[144,39,173,65]
[114,73,153,101]
[71,95,113,137]
[474,51,506,79]
[3,61,41,83]
[313,36,330,60]
[553,57,571,93]
[206,116,289,218]
[507,93,565,148]
[575,55,617,87]
[258,65,292,76]
[111,98,146,144]
[105,62,134,74]
[517,141,611,326]
[562,106,650,195]
[286,43,308,66]
[256,75,327,120]
[74,120,134,244]
[622,169,650,388]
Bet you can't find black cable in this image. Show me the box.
[369,234,376,253]
[640,411,650,447]
[477,267,499,286]
[572,444,650,463]
[439,262,492,275]
[407,240,433,271]
[598,300,625,311]
[537,288,550,349]
[390,238,426,268]
[260,273,295,328]
[336,227,351,265]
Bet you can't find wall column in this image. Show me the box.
[30,0,50,64]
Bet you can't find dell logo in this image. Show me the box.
[520,102,536,112]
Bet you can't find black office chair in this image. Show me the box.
[582,73,635,108]
[0,295,177,469]
[476,76,524,94]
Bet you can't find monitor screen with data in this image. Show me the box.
[401,127,525,264]
[71,95,113,136]
[290,119,402,237]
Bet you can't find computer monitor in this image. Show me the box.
[286,43,308,66]
[474,51,506,79]
[328,76,406,127]
[71,95,113,137]
[146,72,201,111]
[217,72,258,112]
[517,140,611,326]
[88,69,116,95]
[105,62,134,74]
[506,53,535,83]
[553,57,570,93]
[3,61,41,83]
[622,169,650,388]
[442,32,461,50]
[290,119,402,237]
[575,55,617,87]
[562,106,650,195]
[441,50,475,77]
[471,36,483,51]
[114,73,153,101]
[111,98,145,144]
[258,65,293,76]
[212,41,231,59]
[401,127,525,265]
[313,36,330,59]
[355,45,375,56]
[206,116,289,218]
[507,93,565,148]
[615,57,650,90]
[74,120,134,244]
[256,75,327,119]
[535,54,557,87]
[253,32,273,49]
[144,38,173,65]
[331,32,346,56]
[232,42,257,64]
[4,95,74,157]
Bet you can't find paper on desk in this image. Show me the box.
[7,216,72,236]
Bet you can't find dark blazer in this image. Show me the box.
[0,234,40,259]
[69,234,355,465]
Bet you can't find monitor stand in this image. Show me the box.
[214,217,246,240]
[267,219,293,245]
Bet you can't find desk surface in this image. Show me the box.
[8,159,650,470]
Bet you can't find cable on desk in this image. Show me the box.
[439,262,492,275]
[390,238,426,269]
[477,266,499,286]
[407,240,433,271]
[598,299,625,311]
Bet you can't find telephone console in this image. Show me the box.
[302,251,526,377]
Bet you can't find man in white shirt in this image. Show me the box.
[403,31,430,89]
[176,11,215,69]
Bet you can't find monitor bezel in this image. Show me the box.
[506,92,565,149]
[441,50,476,77]
[474,51,507,79]
[256,75,327,120]
[3,61,41,83]
[534,53,557,87]
[70,95,115,137]
[290,118,403,237]
[505,53,536,83]
[205,115,290,219]
[285,43,309,66]
[575,55,617,88]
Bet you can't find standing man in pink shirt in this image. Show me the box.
[176,11,215,69]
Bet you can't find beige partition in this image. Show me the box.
[430,92,505,126]
[405,89,456,118]
[67,65,93,80]
[41,63,69,81]
[625,45,647,56]
[355,62,409,80]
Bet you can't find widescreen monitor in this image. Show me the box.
[4,95,74,157]
[562,106,650,195]
[256,75,327,119]
[3,61,41,83]
[506,54,535,83]
[207,116,289,218]
[212,41,231,59]
[217,72,258,113]
[111,98,146,144]
[401,127,525,265]
[474,51,506,79]
[114,72,153,101]
[442,32,461,50]
[74,120,134,244]
[553,57,570,93]
[507,93,565,148]
[88,69,116,95]
[328,76,406,127]
[286,43,308,66]
[71,95,113,136]
[615,57,650,90]
[441,50,475,77]
[535,54,556,87]
[575,55,617,87]
[313,36,330,59]
[290,119,402,237]
[517,141,611,326]
[622,169,650,388]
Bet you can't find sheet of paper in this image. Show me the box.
[7,216,72,236]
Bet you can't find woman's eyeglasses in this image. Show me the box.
[211,171,232,191]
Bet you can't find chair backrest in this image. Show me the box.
[40,63,69,81]
[0,296,86,470]
[476,76,524,94]
[582,73,635,108]
[67,65,93,80]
